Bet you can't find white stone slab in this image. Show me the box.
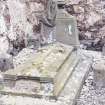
[0,53,92,105]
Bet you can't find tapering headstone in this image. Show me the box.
[55,1,80,47]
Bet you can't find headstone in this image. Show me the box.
[41,23,56,44]
[55,1,80,47]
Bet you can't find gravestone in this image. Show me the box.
[55,0,80,47]
[41,0,80,47]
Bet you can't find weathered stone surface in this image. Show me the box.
[0,43,79,98]
[0,50,92,105]
[55,9,79,47]
[6,43,74,76]
[13,48,35,68]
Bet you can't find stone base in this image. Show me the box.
[0,43,79,99]
[0,54,92,105]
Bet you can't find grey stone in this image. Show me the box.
[0,49,92,105]
[55,9,80,48]
[0,43,79,98]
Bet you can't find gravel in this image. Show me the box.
[76,68,105,105]
[73,49,105,105]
